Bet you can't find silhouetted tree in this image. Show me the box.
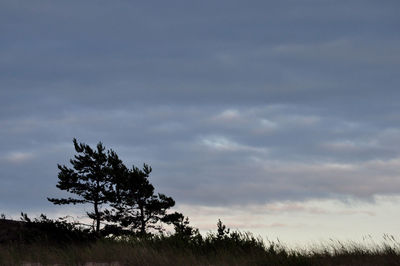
[162,212,199,239]
[107,164,175,235]
[106,149,128,204]
[49,138,176,236]
[48,139,113,234]
[217,219,230,240]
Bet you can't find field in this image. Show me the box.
[2,238,400,265]
[1,218,400,266]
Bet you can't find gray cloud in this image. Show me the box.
[1,0,400,214]
[2,105,400,211]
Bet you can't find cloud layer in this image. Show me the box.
[1,1,400,226]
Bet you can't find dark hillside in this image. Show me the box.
[0,219,25,243]
[0,217,94,244]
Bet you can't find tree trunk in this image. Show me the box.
[94,200,100,234]
[140,204,145,235]
[94,180,101,234]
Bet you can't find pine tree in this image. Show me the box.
[47,138,112,234]
[162,212,199,239]
[109,164,175,235]
[48,139,176,236]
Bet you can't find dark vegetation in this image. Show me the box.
[47,139,176,236]
[1,139,400,265]
[1,215,400,265]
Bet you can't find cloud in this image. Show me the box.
[0,0,399,220]
[213,109,241,121]
[1,152,34,164]
[173,197,386,239]
[1,1,399,112]
[200,135,267,154]
[2,102,400,212]
[272,39,400,65]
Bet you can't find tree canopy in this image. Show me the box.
[48,138,111,233]
[107,164,175,235]
[48,138,177,235]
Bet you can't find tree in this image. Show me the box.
[108,164,175,235]
[48,138,113,234]
[216,219,230,240]
[49,138,176,236]
[162,212,199,239]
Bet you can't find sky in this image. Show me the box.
[1,0,400,245]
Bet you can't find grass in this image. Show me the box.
[1,234,400,265]
[1,217,400,265]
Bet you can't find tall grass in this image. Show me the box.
[1,233,400,265]
[1,216,400,265]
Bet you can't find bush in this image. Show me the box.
[0,213,97,245]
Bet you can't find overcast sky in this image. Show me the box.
[1,0,400,245]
